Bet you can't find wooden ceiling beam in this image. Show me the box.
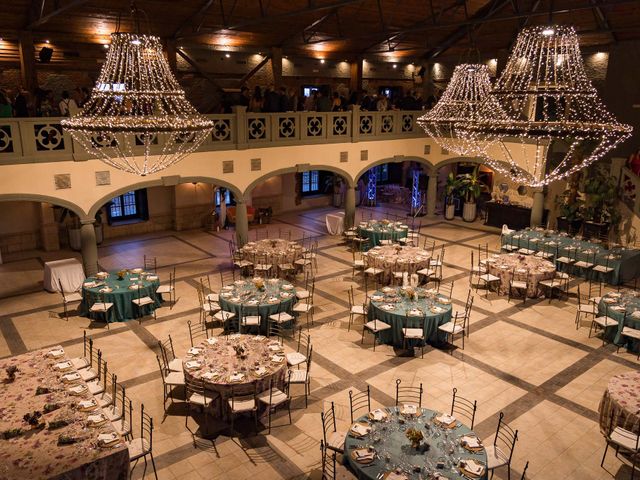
[590,0,618,42]
[26,0,89,30]
[238,53,271,85]
[173,0,216,38]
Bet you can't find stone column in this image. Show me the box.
[345,184,356,229]
[80,220,99,276]
[427,169,438,216]
[530,190,545,228]
[235,200,249,247]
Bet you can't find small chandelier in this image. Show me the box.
[416,63,492,156]
[62,32,213,176]
[456,25,632,187]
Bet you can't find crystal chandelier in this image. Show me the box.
[62,32,214,176]
[456,25,632,187]
[416,63,492,156]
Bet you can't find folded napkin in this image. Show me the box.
[79,399,97,410]
[430,306,445,314]
[271,355,285,363]
[382,304,395,311]
[84,281,97,288]
[99,287,112,293]
[610,305,626,312]
[201,371,220,380]
[254,335,265,341]
[382,287,394,293]
[229,372,245,382]
[436,413,456,426]
[247,299,259,305]
[631,311,640,319]
[62,372,81,382]
[47,348,65,358]
[386,472,408,480]
[220,292,232,298]
[353,448,375,462]
[460,459,485,477]
[268,296,279,303]
[98,432,119,445]
[185,361,201,370]
[187,347,201,356]
[461,435,482,449]
[371,295,384,302]
[255,367,267,376]
[408,309,422,317]
[54,361,72,371]
[87,413,106,425]
[281,284,294,290]
[146,275,158,281]
[402,404,418,415]
[438,296,451,304]
[221,285,234,291]
[280,292,292,298]
[128,285,141,290]
[96,271,109,277]
[206,337,218,345]
[351,423,371,436]
[269,344,283,351]
[229,297,241,303]
[68,384,87,395]
[603,297,617,304]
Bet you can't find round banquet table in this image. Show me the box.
[485,253,556,298]
[182,333,287,418]
[364,245,431,283]
[345,406,488,480]
[597,290,640,353]
[358,220,408,249]
[598,371,640,435]
[218,278,297,334]
[240,239,304,264]
[79,270,161,322]
[367,286,452,347]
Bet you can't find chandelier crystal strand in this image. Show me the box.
[455,25,632,187]
[61,33,213,176]
[416,63,492,155]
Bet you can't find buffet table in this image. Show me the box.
[485,201,547,230]
[182,333,287,419]
[43,258,85,293]
[79,270,162,322]
[367,286,452,347]
[218,278,297,334]
[0,347,129,480]
[597,290,640,353]
[502,229,640,285]
[598,371,640,435]
[485,253,556,298]
[345,406,488,480]
[358,220,409,249]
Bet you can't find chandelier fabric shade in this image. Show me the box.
[456,25,632,187]
[61,33,214,176]
[416,63,492,156]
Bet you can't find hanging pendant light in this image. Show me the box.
[62,31,214,176]
[456,25,632,187]
[417,63,492,155]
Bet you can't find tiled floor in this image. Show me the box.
[0,205,638,480]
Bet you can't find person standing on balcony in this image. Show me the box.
[0,90,12,117]
[59,91,79,116]
[376,94,388,111]
[316,88,332,112]
[13,89,29,117]
[263,85,280,112]
[250,86,263,112]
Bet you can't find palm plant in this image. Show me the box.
[457,167,487,204]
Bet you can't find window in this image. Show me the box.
[302,86,319,98]
[215,189,232,206]
[106,189,148,224]
[302,171,320,193]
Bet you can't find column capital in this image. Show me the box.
[80,218,95,226]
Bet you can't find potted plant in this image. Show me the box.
[443,172,461,220]
[457,167,487,222]
[556,172,584,234]
[582,166,621,240]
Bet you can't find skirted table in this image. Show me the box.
[358,220,409,249]
[0,347,129,480]
[218,278,297,335]
[345,406,488,480]
[43,258,85,293]
[182,333,287,419]
[79,270,162,322]
[598,371,640,435]
[485,253,556,298]
[367,286,452,347]
[363,245,431,284]
[239,239,304,265]
[502,229,640,285]
[597,290,640,353]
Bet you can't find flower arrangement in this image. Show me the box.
[5,365,18,382]
[23,411,44,430]
[233,344,246,358]
[116,269,128,280]
[405,428,424,448]
[381,219,390,226]
[253,277,265,290]
[401,286,417,301]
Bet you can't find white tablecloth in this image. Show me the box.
[326,212,345,235]
[43,258,84,293]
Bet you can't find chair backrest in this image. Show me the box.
[306,281,316,305]
[470,251,475,270]
[158,335,176,367]
[185,375,209,405]
[230,384,256,410]
[58,278,67,297]
[143,255,157,273]
[493,412,518,464]
[478,243,489,262]
[305,346,313,374]
[321,401,338,438]
[520,461,529,480]
[349,386,371,423]
[138,403,153,453]
[438,281,454,298]
[187,319,207,347]
[395,378,423,408]
[451,387,477,428]
[156,355,168,378]
[296,329,311,355]
[320,440,338,480]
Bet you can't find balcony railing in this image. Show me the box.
[0,109,426,165]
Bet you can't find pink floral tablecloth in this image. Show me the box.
[183,334,287,418]
[364,245,431,284]
[0,347,129,480]
[240,239,304,264]
[598,371,640,435]
[486,253,556,298]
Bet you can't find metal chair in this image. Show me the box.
[155,266,176,308]
[349,386,371,423]
[486,412,518,480]
[451,387,477,429]
[321,401,346,454]
[58,278,82,320]
[257,378,291,434]
[287,347,312,408]
[601,411,640,479]
[395,378,422,408]
[126,403,158,480]
[143,255,157,273]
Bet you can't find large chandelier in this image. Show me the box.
[456,25,632,187]
[416,63,492,156]
[62,32,213,176]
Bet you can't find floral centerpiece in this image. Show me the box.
[5,365,18,383]
[116,269,128,280]
[253,277,265,291]
[405,428,424,449]
[233,344,247,359]
[401,286,417,301]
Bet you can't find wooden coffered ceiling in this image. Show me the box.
[1,0,640,62]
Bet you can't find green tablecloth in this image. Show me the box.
[368,287,452,347]
[79,270,162,322]
[345,407,488,480]
[598,291,640,353]
[218,278,297,334]
[358,221,408,249]
[502,229,640,285]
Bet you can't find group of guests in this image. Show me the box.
[0,86,89,118]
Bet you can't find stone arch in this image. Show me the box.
[87,175,243,219]
[353,155,435,183]
[0,193,87,218]
[243,165,354,196]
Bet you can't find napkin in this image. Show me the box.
[229,372,245,382]
[631,311,640,319]
[353,448,375,462]
[269,344,283,351]
[611,305,626,312]
[206,337,218,345]
[128,285,141,290]
[68,384,87,395]
[99,287,112,293]
[461,435,482,449]
[351,423,371,436]
[187,347,201,355]
[146,275,158,281]
[254,335,265,341]
[222,286,234,291]
[371,295,384,302]
[255,367,267,376]
[386,472,408,480]
[281,284,294,290]
[461,459,485,477]
[201,371,220,380]
[87,413,106,425]
[402,404,418,415]
[185,361,201,369]
[54,361,72,371]
[436,413,456,426]
[370,409,386,421]
[62,372,81,382]
[408,309,422,317]
[47,348,65,358]
[382,304,395,311]
[98,433,119,445]
[83,281,97,288]
[268,296,279,303]
[430,306,445,314]
[79,399,96,410]
[271,355,285,363]
[96,271,109,277]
